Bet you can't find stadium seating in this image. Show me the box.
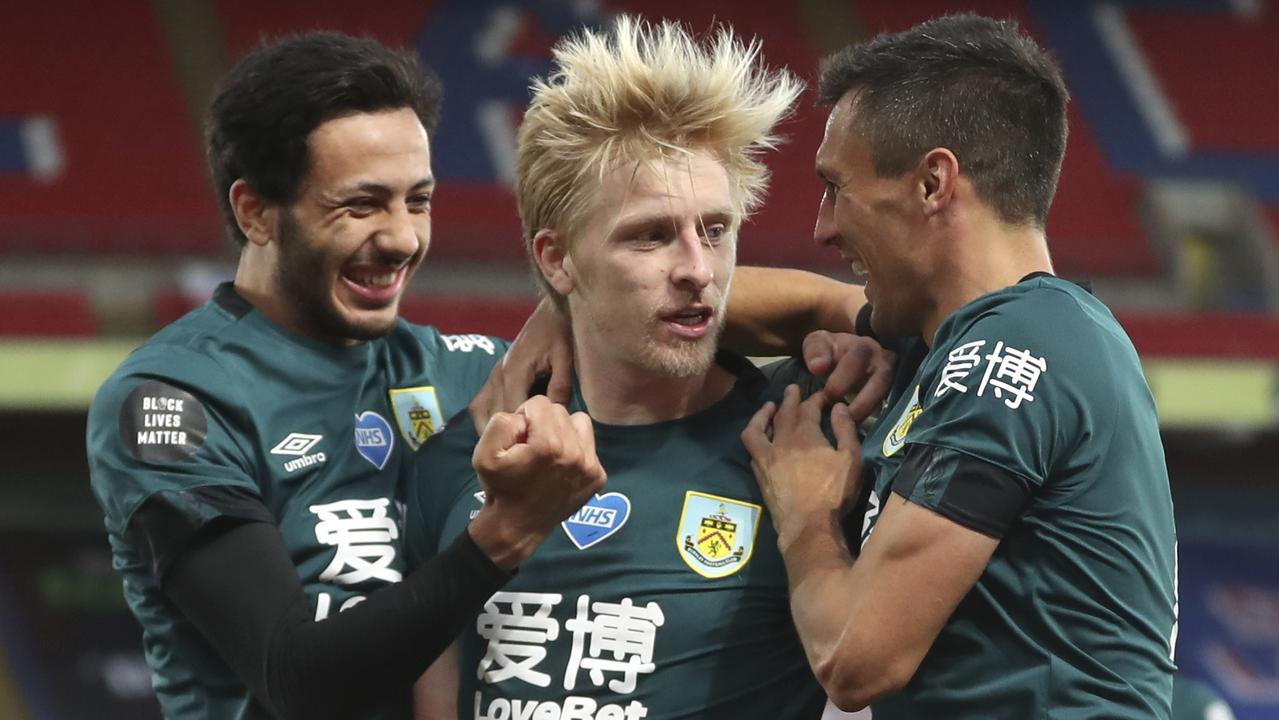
[398,294,537,339]
[0,1,221,254]
[153,288,536,340]
[2,0,1277,360]
[0,289,97,337]
[0,0,1168,276]
[1127,7,1279,151]
[1125,6,1279,254]
[1118,311,1279,360]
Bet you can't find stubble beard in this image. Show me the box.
[632,287,727,379]
[571,267,730,380]
[636,322,721,378]
[275,211,399,343]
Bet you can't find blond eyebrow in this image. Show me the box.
[609,207,736,237]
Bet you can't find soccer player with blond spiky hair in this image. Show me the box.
[403,14,854,719]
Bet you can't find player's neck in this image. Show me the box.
[921,216,1053,345]
[234,251,301,336]
[235,250,360,346]
[573,343,736,426]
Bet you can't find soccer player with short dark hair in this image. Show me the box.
[743,14,1178,719]
[87,32,606,720]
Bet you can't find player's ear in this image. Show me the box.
[230,179,278,247]
[918,147,959,217]
[533,228,575,296]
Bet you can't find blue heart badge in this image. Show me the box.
[353,411,394,469]
[561,492,631,549]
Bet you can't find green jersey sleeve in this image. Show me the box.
[402,408,484,570]
[891,287,1117,534]
[87,345,268,575]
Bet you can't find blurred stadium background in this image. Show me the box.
[1,0,1277,717]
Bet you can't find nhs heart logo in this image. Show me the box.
[562,493,631,550]
[353,411,394,470]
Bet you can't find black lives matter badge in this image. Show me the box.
[119,380,208,463]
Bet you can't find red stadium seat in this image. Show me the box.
[0,0,1268,293]
[1127,7,1279,151]
[397,295,537,340]
[152,287,536,339]
[1125,6,1279,256]
[1117,311,1279,360]
[0,2,220,254]
[0,289,97,337]
[152,288,204,329]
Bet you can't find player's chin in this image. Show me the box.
[648,338,717,378]
[869,304,906,339]
[336,305,401,341]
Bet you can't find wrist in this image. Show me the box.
[827,291,863,336]
[776,506,850,567]
[468,504,548,571]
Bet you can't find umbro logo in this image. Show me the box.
[271,433,323,456]
[271,433,326,474]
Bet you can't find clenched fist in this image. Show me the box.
[467,395,606,570]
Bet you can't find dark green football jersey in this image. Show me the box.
[404,353,827,720]
[86,283,508,720]
[859,275,1177,719]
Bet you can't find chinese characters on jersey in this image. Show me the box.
[309,497,402,620]
[935,339,1047,409]
[473,591,664,719]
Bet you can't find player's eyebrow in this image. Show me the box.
[610,207,735,238]
[335,176,435,197]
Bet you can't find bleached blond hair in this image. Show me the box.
[515,15,803,298]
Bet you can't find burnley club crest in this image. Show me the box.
[676,491,761,578]
[388,386,444,451]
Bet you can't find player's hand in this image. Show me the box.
[742,384,862,550]
[468,395,605,570]
[803,331,895,422]
[469,298,574,433]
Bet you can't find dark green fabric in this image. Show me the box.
[860,276,1178,719]
[87,284,508,720]
[404,354,827,719]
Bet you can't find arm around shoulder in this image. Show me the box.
[723,266,866,355]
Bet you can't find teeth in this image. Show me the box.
[849,259,868,278]
[668,311,708,326]
[350,271,396,288]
